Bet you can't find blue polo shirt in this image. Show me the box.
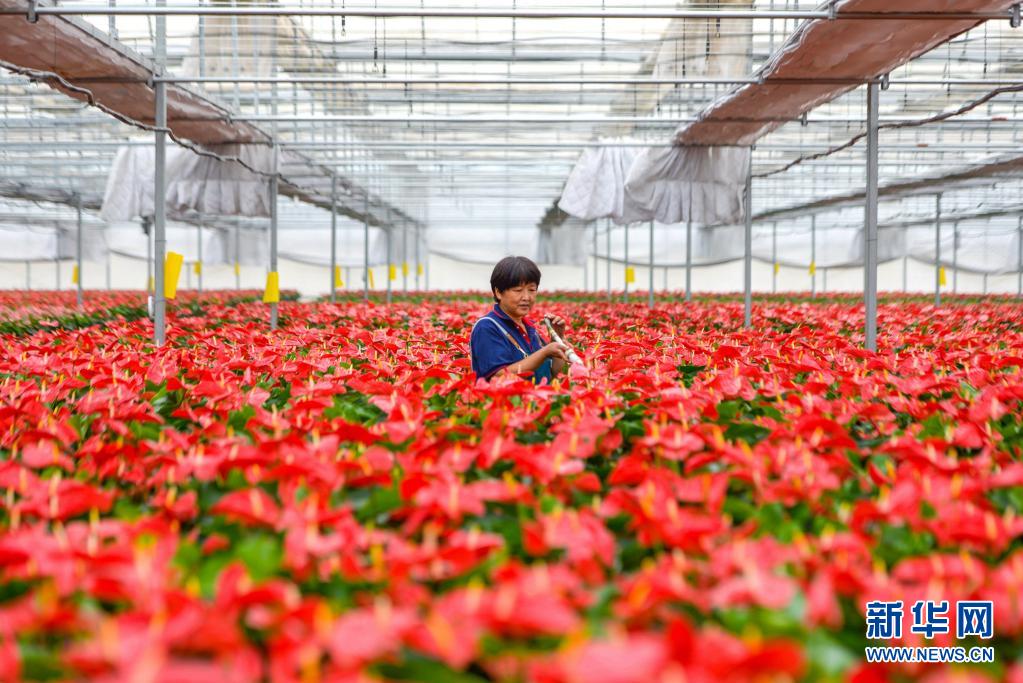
[470,304,552,384]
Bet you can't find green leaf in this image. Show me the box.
[724,421,771,446]
[675,364,706,388]
[806,630,857,680]
[375,652,490,683]
[353,484,403,524]
[235,533,282,581]
[18,641,67,680]
[324,392,386,426]
[917,413,948,440]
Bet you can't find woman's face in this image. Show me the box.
[495,282,538,319]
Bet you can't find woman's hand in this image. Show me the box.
[545,314,567,339]
[543,341,569,361]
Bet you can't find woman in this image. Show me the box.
[470,256,569,383]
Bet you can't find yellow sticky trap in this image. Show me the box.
[71,265,79,285]
[389,264,397,281]
[402,261,409,277]
[233,262,240,277]
[939,266,947,287]
[809,261,816,276]
[263,271,280,303]
[625,267,635,284]
[147,276,154,293]
[368,268,375,289]
[774,262,780,275]
[164,252,184,300]
[334,265,343,288]
[193,261,202,275]
[417,263,424,276]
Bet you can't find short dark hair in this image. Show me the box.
[490,256,541,302]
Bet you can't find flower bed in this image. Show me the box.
[0,294,1021,681]
[0,290,298,336]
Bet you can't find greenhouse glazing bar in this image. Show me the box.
[15,6,833,19]
[158,77,764,86]
[15,6,1016,20]
[151,76,1023,87]
[6,142,1023,152]
[190,115,1023,125]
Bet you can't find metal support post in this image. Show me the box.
[268,22,280,327]
[1018,215,1022,299]
[106,251,111,290]
[269,145,279,330]
[685,214,693,302]
[25,261,30,290]
[743,151,753,328]
[330,175,337,303]
[902,256,908,292]
[386,224,393,305]
[55,258,60,291]
[75,193,83,308]
[234,219,240,290]
[143,217,152,292]
[771,221,777,294]
[623,222,629,302]
[197,214,203,295]
[810,215,817,298]
[415,227,422,290]
[935,193,942,307]
[648,220,654,308]
[605,219,611,302]
[153,70,167,343]
[592,224,597,291]
[402,223,408,293]
[363,193,370,302]
[864,81,880,352]
[952,221,959,294]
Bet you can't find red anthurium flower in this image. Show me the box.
[325,602,418,670]
[19,440,74,471]
[210,488,281,528]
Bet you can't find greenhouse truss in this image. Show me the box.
[0,0,1020,342]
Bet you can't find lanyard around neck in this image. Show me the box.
[491,317,530,358]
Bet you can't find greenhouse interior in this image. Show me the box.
[2,1,1023,681]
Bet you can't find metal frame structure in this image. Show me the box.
[0,0,1021,347]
